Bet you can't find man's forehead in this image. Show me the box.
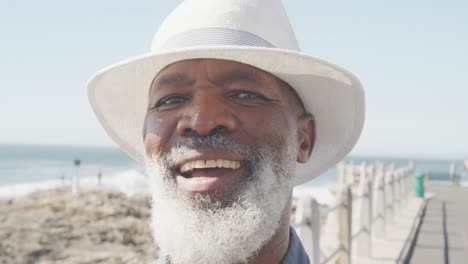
[159,58,262,72]
[149,59,276,97]
[154,59,266,83]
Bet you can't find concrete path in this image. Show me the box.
[407,184,468,264]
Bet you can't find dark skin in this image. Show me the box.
[144,59,315,264]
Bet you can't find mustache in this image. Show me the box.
[175,134,245,150]
[172,134,258,159]
[160,134,261,176]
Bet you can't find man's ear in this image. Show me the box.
[142,113,148,140]
[296,113,316,163]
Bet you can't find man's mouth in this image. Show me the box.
[179,159,241,175]
[175,157,243,193]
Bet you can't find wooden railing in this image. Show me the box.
[293,161,415,264]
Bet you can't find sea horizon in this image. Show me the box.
[0,143,466,199]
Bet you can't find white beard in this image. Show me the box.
[146,135,297,264]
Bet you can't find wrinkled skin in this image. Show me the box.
[144,59,315,264]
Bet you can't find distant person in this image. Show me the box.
[72,158,81,195]
[97,170,102,186]
[87,0,365,263]
[60,173,66,187]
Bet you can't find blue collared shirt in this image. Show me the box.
[152,226,310,264]
[281,227,310,264]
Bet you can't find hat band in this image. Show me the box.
[159,28,275,50]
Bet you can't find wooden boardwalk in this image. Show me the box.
[406,184,468,264]
[351,196,425,264]
[294,161,466,264]
[296,161,426,264]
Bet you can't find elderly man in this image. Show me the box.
[88,0,364,263]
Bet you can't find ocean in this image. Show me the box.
[0,144,466,202]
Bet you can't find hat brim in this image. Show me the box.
[87,46,365,185]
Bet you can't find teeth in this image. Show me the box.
[206,160,216,167]
[233,161,240,169]
[194,160,205,169]
[179,160,241,173]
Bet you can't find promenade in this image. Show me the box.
[294,161,425,264]
[407,184,468,264]
[293,161,467,264]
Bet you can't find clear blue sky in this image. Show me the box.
[1,0,467,159]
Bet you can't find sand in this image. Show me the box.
[0,188,157,264]
[0,186,313,264]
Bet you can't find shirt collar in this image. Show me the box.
[280,226,310,264]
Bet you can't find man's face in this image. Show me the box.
[143,59,314,264]
[144,59,308,196]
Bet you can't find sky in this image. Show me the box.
[1,0,467,160]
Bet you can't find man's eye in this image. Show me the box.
[154,95,188,109]
[228,90,273,107]
[233,91,259,99]
[230,91,269,100]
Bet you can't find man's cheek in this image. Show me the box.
[144,114,179,152]
[144,134,162,156]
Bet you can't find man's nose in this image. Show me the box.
[176,92,237,137]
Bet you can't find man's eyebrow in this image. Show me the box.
[218,69,263,85]
[152,73,190,91]
[150,69,263,93]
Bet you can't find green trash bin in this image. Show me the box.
[413,172,424,198]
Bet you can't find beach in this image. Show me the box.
[0,185,329,264]
[1,179,466,264]
[0,188,157,264]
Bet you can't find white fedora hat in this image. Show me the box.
[87,0,365,185]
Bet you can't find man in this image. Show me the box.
[87,0,365,263]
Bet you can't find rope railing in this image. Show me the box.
[319,202,344,218]
[351,228,365,240]
[319,246,342,264]
[294,160,415,264]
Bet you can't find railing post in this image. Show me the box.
[394,169,401,215]
[295,195,320,263]
[408,167,412,198]
[338,186,352,264]
[368,177,373,237]
[311,199,321,264]
[404,167,410,199]
[400,168,406,199]
[357,168,372,258]
[337,162,346,186]
[367,164,375,183]
[373,170,385,237]
[408,162,414,195]
[348,161,355,185]
[385,167,394,225]
[450,162,459,186]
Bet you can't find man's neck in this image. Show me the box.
[246,195,292,264]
